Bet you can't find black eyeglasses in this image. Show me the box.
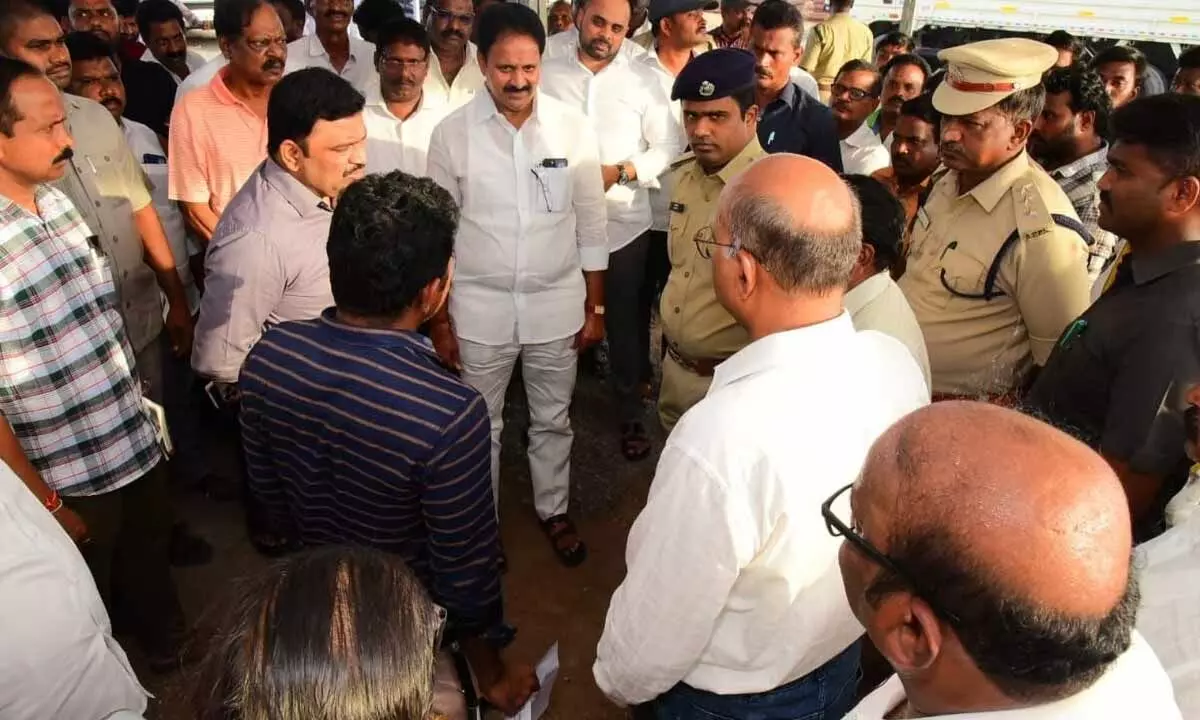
[831,83,879,102]
[821,483,961,624]
[431,7,474,24]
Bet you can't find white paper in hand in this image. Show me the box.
[507,643,560,720]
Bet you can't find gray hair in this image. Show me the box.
[721,185,862,294]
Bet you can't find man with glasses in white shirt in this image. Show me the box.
[427,3,608,567]
[541,0,682,462]
[595,154,928,719]
[364,17,447,175]
[422,0,485,108]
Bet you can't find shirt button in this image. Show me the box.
[684,271,690,278]
[103,156,110,162]
[94,201,102,208]
[673,307,680,314]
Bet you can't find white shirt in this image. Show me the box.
[141,47,207,84]
[427,91,609,346]
[840,120,890,176]
[1137,511,1200,718]
[363,87,449,176]
[287,34,378,93]
[121,118,201,315]
[637,44,685,232]
[789,65,820,99]
[544,26,648,61]
[0,460,149,720]
[846,271,930,391]
[303,4,366,38]
[593,313,929,705]
[846,632,1181,719]
[423,41,485,111]
[540,51,683,253]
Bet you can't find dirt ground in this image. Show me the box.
[141,365,660,719]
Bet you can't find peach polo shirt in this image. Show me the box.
[167,67,268,219]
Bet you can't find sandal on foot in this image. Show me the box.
[620,421,652,461]
[541,514,587,567]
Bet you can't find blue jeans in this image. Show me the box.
[635,641,861,720]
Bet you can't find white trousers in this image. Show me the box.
[458,337,577,520]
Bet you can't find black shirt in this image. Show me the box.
[120,58,178,138]
[755,81,843,172]
[1027,241,1200,532]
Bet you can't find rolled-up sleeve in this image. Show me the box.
[426,123,461,206]
[629,79,684,190]
[572,123,609,271]
[191,224,285,382]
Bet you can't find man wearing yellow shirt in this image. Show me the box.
[799,0,872,102]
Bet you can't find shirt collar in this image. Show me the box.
[710,313,855,391]
[844,271,891,314]
[365,85,440,118]
[468,89,544,128]
[305,33,364,60]
[960,150,1032,213]
[260,159,332,218]
[843,120,881,149]
[1132,240,1200,286]
[1050,141,1109,181]
[317,309,438,354]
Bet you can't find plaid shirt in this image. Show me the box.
[0,186,159,497]
[709,25,750,49]
[1049,143,1120,280]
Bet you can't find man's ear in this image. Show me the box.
[1078,109,1095,135]
[1010,117,1034,150]
[1168,175,1200,217]
[276,139,305,174]
[872,591,943,675]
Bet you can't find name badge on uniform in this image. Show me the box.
[669,202,686,213]
[917,206,931,230]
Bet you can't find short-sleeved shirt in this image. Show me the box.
[897,151,1091,396]
[191,160,334,383]
[1027,241,1200,478]
[0,186,160,496]
[168,67,269,218]
[658,138,765,426]
[286,34,379,94]
[54,94,162,355]
[756,81,843,171]
[799,13,874,93]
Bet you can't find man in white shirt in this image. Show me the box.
[136,0,206,84]
[836,402,1181,720]
[427,3,608,567]
[364,17,447,175]
[594,154,929,717]
[544,15,647,60]
[832,59,889,175]
[0,460,150,720]
[421,0,484,108]
[843,174,929,388]
[541,0,682,461]
[287,0,378,92]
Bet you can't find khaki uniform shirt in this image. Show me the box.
[800,13,874,102]
[54,95,161,355]
[658,137,766,429]
[898,151,1091,397]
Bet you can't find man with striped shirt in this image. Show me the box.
[240,171,537,716]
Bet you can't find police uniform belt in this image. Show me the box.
[666,342,724,377]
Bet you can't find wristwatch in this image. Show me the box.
[616,162,630,186]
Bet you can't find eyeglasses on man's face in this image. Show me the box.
[431,7,474,25]
[831,83,878,102]
[820,482,961,624]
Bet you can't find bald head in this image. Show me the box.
[716,153,861,293]
[849,402,1138,704]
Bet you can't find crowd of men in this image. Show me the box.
[0,0,1199,715]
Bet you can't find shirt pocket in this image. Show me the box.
[936,241,991,307]
[531,165,571,214]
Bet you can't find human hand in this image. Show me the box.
[480,662,539,716]
[573,310,605,353]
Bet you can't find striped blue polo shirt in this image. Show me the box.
[240,309,502,633]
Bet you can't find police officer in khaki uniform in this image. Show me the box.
[659,48,766,430]
[899,38,1092,401]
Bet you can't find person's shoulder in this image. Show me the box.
[122,117,160,147]
[1010,161,1088,246]
[65,94,118,128]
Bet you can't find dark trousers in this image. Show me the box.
[607,232,654,423]
[634,641,861,720]
[642,230,671,385]
[67,462,184,658]
[194,382,271,537]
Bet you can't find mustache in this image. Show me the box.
[344,162,365,177]
[48,61,71,75]
[165,50,187,60]
[754,68,771,78]
[1099,190,1112,209]
[324,6,351,16]
[53,147,75,164]
[440,28,465,39]
[503,84,531,93]
[100,96,122,107]
[941,143,965,157]
[262,58,285,71]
